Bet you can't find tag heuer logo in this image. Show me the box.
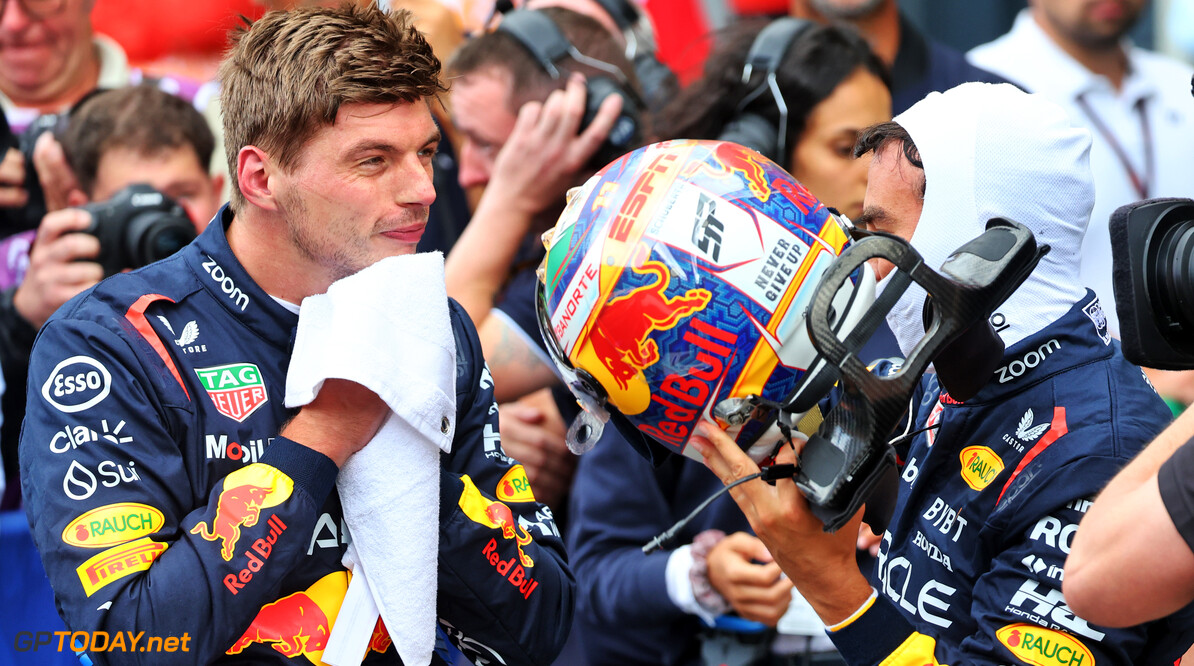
[195,363,268,422]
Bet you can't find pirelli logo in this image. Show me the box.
[76,537,168,596]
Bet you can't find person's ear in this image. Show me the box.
[236,146,278,212]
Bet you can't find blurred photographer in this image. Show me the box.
[0,84,217,507]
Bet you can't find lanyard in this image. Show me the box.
[1075,93,1153,199]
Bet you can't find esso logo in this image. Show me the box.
[42,356,112,413]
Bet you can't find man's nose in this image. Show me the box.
[456,142,490,190]
[0,0,37,32]
[410,160,436,208]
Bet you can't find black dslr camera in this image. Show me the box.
[79,184,196,277]
[1112,198,1194,369]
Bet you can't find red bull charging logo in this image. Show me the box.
[587,253,711,393]
[191,464,293,561]
[227,571,394,661]
[229,590,331,658]
[458,475,540,599]
[682,142,773,202]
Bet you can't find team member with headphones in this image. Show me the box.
[657,15,902,363]
[654,17,890,221]
[443,7,648,510]
[565,18,890,666]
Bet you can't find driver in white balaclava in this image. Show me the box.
[691,82,1194,664]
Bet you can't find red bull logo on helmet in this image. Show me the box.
[191,464,293,561]
[682,142,773,203]
[458,475,540,599]
[637,318,738,451]
[574,247,711,416]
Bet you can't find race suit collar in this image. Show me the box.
[186,204,298,349]
[950,290,1113,404]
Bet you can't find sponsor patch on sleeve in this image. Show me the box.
[997,623,1093,666]
[191,464,293,561]
[76,537,168,596]
[496,465,536,503]
[63,502,164,548]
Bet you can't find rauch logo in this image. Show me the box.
[996,623,1092,666]
[62,503,164,548]
[959,446,1004,492]
[195,363,269,422]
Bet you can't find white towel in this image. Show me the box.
[285,253,457,666]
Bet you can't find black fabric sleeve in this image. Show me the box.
[1158,435,1194,554]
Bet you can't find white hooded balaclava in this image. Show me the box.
[880,82,1095,356]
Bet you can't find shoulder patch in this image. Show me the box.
[496,465,536,503]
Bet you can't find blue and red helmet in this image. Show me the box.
[537,140,875,462]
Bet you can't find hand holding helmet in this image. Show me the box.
[538,139,1046,534]
[537,139,875,464]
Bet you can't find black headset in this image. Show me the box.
[717,17,815,164]
[589,0,678,113]
[498,9,643,170]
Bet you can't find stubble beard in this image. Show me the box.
[280,189,373,285]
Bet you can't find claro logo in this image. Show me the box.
[997,340,1060,384]
[202,256,250,311]
[41,356,112,413]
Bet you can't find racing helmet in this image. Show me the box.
[536,139,877,463]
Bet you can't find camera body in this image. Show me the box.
[1111,198,1194,369]
[79,184,196,277]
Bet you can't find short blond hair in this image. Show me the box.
[219,4,446,210]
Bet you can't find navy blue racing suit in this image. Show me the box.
[827,294,1194,665]
[20,206,574,665]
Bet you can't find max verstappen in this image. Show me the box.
[19,5,572,665]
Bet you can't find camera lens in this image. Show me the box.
[1141,205,1194,336]
[147,225,196,260]
[126,211,196,268]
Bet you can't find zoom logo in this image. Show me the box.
[42,356,112,413]
[996,340,1060,384]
